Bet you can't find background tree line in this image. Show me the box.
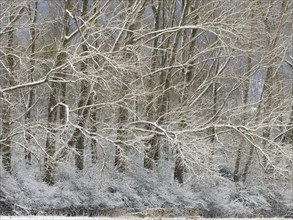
[0,0,292,187]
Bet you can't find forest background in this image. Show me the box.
[0,0,292,217]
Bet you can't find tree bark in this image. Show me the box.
[43,0,73,184]
[115,91,129,171]
[25,0,38,165]
[1,12,15,173]
[144,1,161,170]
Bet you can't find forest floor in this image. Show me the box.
[1,166,292,218]
[0,217,291,220]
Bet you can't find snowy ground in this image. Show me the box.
[0,217,291,220]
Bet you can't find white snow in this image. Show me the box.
[0,217,290,220]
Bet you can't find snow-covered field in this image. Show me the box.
[0,217,291,220]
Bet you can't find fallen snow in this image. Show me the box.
[0,217,290,220]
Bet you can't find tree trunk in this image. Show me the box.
[261,66,274,172]
[90,106,98,164]
[1,13,15,173]
[145,0,174,173]
[73,79,91,170]
[114,0,145,171]
[174,0,199,182]
[144,2,161,170]
[1,99,12,173]
[115,86,129,171]
[44,0,73,184]
[25,0,38,165]
[44,87,58,185]
[234,56,251,182]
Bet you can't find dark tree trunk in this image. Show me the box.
[174,149,184,183]
[73,80,91,170]
[1,14,15,173]
[115,92,129,171]
[1,101,12,173]
[25,0,38,165]
[44,88,58,185]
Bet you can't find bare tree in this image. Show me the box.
[0,0,292,188]
[0,2,23,173]
[24,0,38,165]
